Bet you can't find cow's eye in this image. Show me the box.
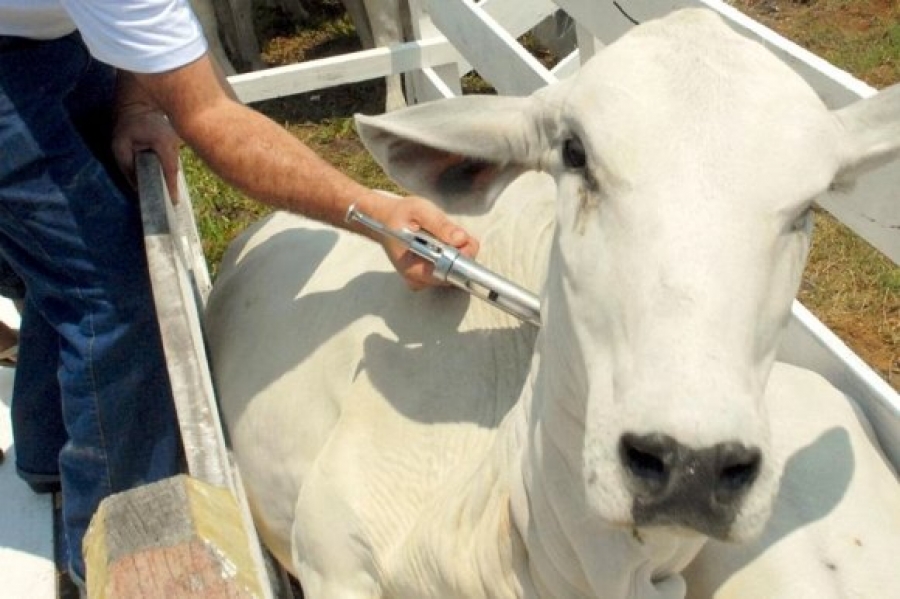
[562,136,586,169]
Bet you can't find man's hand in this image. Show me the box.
[112,72,183,202]
[361,195,480,290]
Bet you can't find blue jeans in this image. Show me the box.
[0,33,184,581]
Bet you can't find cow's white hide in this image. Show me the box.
[206,9,900,599]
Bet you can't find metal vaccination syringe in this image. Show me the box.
[346,204,541,326]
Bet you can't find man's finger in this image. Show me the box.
[157,149,181,204]
[112,138,136,187]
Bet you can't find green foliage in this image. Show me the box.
[879,270,900,293]
[181,148,271,277]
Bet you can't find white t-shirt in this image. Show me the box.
[0,0,208,73]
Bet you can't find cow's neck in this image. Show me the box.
[506,259,706,598]
[509,347,704,599]
[383,342,701,599]
[385,194,702,597]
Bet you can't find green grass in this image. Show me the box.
[181,149,268,276]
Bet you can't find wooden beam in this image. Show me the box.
[405,0,463,103]
[84,475,264,598]
[424,0,556,95]
[137,154,231,489]
[80,152,289,597]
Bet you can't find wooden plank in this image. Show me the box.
[229,37,460,105]
[405,0,462,103]
[408,67,461,102]
[424,0,556,95]
[406,0,559,90]
[228,0,563,106]
[554,0,900,265]
[137,152,231,488]
[132,152,283,598]
[172,175,213,304]
[84,475,265,598]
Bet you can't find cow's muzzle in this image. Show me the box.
[619,432,762,539]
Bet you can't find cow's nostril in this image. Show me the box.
[625,446,666,479]
[620,433,673,494]
[716,444,761,496]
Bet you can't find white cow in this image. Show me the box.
[205,9,900,598]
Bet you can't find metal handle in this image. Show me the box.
[345,204,541,326]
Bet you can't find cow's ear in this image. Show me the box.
[355,95,543,212]
[833,83,900,186]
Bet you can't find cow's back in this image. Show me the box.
[205,172,555,569]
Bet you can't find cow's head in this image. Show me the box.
[355,9,900,542]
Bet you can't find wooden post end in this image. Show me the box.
[83,474,266,598]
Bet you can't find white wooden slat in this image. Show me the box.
[174,173,213,304]
[405,0,463,103]
[551,50,581,79]
[424,0,557,96]
[229,37,461,105]
[480,0,560,40]
[410,66,462,103]
[781,302,900,471]
[554,0,899,265]
[409,0,561,83]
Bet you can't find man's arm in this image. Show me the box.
[119,53,478,288]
